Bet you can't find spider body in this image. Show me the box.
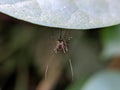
[54,39,68,54]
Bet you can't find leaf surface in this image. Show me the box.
[0,0,120,29]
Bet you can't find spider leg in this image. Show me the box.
[65,46,68,52]
[68,59,74,81]
[62,45,66,54]
[63,48,66,54]
[45,62,49,80]
[45,54,55,80]
[64,41,68,52]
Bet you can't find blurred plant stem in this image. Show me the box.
[14,49,29,90]
[0,58,16,88]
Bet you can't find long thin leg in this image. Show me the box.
[68,59,74,81]
[45,63,49,80]
[45,54,54,80]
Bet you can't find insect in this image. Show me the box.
[45,30,73,80]
[54,39,68,54]
[54,30,71,54]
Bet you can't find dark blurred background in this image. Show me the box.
[0,13,115,90]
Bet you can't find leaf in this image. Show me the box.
[66,70,120,90]
[81,70,120,90]
[0,0,120,29]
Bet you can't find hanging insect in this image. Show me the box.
[54,39,68,54]
[54,30,70,54]
[45,30,74,80]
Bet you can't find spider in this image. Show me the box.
[45,30,73,80]
[54,39,68,54]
